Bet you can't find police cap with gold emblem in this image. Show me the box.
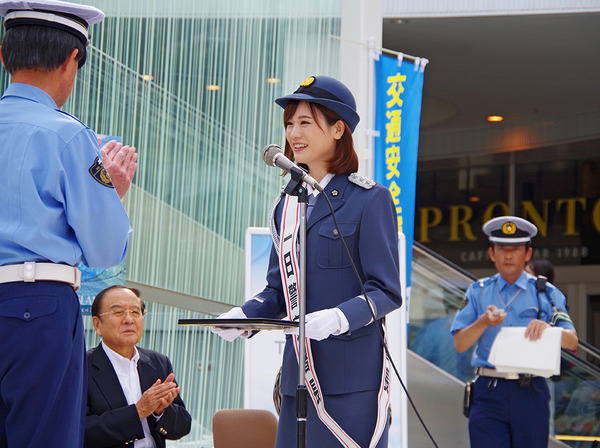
[483,216,538,246]
[0,0,105,47]
[275,75,360,132]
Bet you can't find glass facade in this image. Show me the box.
[1,1,343,444]
[68,0,343,300]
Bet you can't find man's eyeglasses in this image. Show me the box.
[98,308,147,319]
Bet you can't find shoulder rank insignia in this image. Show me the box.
[459,298,469,310]
[348,173,376,189]
[89,156,114,188]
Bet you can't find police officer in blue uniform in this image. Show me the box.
[452,216,578,448]
[0,1,133,447]
[213,76,402,447]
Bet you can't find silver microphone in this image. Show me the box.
[261,144,323,192]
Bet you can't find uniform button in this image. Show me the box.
[24,312,31,319]
[24,271,34,279]
[333,229,339,236]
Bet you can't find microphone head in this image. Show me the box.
[262,144,282,167]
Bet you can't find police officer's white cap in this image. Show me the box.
[0,0,104,46]
[483,216,538,246]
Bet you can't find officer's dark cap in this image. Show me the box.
[275,75,360,133]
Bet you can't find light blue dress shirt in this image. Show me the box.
[0,83,131,268]
[451,271,575,368]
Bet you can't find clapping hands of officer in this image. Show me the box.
[100,139,138,199]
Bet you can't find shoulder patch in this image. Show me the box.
[89,156,114,188]
[348,173,376,189]
[459,298,469,310]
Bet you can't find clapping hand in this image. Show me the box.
[136,373,179,419]
[100,139,138,199]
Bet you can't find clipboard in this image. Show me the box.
[178,318,298,331]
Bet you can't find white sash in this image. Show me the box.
[278,193,391,448]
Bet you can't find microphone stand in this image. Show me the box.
[283,169,308,448]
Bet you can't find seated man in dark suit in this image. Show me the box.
[85,285,192,448]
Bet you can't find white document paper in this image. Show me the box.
[487,326,562,377]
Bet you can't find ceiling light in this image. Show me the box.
[141,74,154,81]
[206,85,220,91]
[267,78,281,84]
[487,115,503,122]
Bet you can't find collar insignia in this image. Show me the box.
[331,189,339,197]
[348,172,375,189]
[89,156,114,188]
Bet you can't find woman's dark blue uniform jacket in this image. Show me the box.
[242,173,402,397]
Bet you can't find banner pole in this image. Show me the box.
[366,35,380,178]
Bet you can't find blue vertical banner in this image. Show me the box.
[373,54,425,307]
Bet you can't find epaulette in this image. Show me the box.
[348,173,376,189]
[469,276,495,313]
[56,109,90,129]
[473,276,493,289]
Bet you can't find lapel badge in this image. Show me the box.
[331,189,339,197]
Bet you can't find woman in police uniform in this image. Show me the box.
[213,76,402,447]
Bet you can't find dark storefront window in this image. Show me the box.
[416,139,600,268]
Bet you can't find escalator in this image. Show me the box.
[409,242,600,448]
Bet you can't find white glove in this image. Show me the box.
[284,308,349,341]
[211,307,251,342]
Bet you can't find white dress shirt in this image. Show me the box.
[102,342,156,448]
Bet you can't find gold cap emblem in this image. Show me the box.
[300,76,315,87]
[501,221,516,235]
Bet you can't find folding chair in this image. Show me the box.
[212,409,278,448]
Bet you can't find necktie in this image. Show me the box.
[307,193,317,220]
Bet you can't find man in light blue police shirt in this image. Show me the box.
[0,1,134,447]
[452,216,578,448]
